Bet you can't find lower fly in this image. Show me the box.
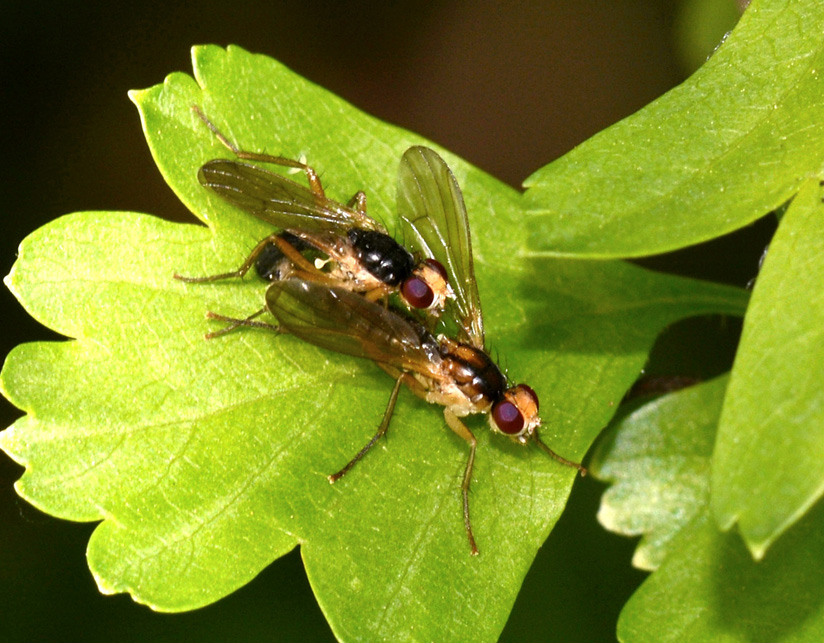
[204,278,585,555]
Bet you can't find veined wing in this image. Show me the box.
[396,147,484,348]
[199,159,385,235]
[266,279,442,377]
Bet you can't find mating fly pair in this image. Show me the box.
[180,108,585,555]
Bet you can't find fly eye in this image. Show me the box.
[401,276,435,309]
[492,400,525,435]
[424,258,448,281]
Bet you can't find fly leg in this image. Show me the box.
[175,228,333,285]
[443,409,480,556]
[193,105,326,197]
[376,368,480,554]
[203,307,277,339]
[174,233,287,283]
[328,373,410,483]
[347,190,367,214]
[363,284,394,303]
[269,235,330,281]
[195,105,373,217]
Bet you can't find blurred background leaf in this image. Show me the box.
[594,364,824,640]
[618,506,824,642]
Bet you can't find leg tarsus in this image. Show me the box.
[444,409,479,556]
[192,104,326,196]
[347,190,367,213]
[328,373,407,483]
[203,308,276,339]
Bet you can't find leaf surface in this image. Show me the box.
[592,371,824,642]
[619,509,824,642]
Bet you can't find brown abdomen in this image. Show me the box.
[440,339,507,405]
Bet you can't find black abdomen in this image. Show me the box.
[347,229,415,287]
[255,232,315,281]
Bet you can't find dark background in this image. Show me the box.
[1,1,759,640]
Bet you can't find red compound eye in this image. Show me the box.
[401,276,435,309]
[425,258,448,281]
[492,400,525,435]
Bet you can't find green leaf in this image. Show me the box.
[591,375,727,571]
[1,45,748,640]
[673,0,742,75]
[712,177,824,559]
[524,0,824,258]
[618,507,824,642]
[598,368,824,641]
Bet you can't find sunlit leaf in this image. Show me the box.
[525,0,824,258]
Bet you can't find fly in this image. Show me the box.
[204,146,585,555]
[175,106,452,316]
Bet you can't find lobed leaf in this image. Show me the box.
[592,375,727,571]
[524,0,824,258]
[593,367,824,641]
[712,177,824,559]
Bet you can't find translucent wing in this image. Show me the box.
[397,147,484,348]
[266,279,442,376]
[199,160,384,235]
